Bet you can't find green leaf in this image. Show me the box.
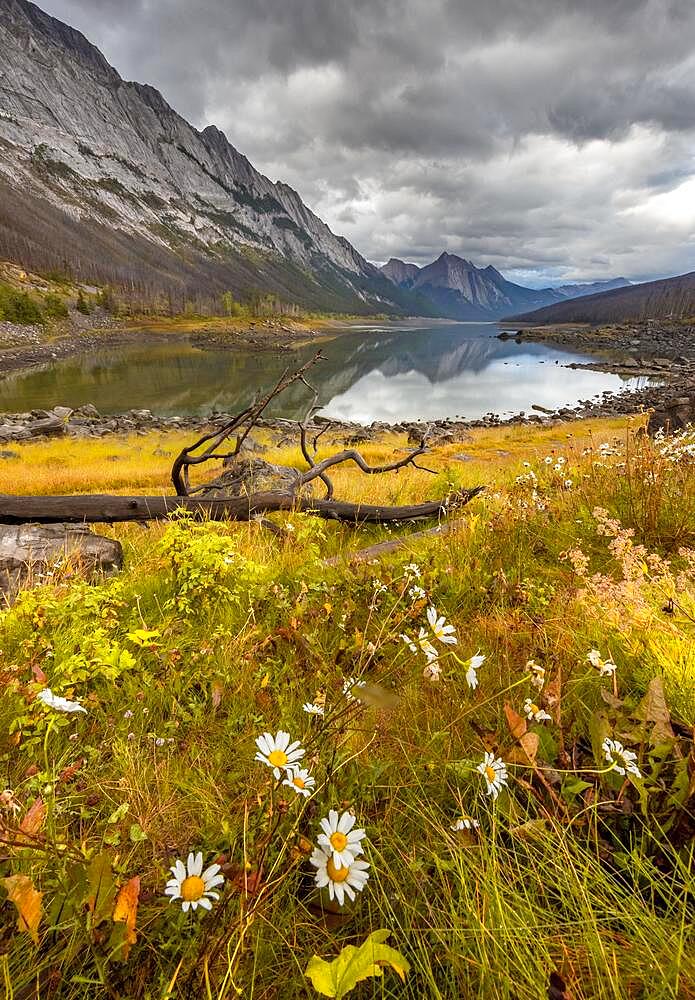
[86,851,116,928]
[305,929,409,999]
[107,802,130,824]
[128,823,147,843]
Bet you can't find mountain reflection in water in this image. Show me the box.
[0,322,646,422]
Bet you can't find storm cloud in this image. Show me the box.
[38,0,695,283]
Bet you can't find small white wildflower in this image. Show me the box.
[450,815,480,831]
[310,844,370,906]
[282,767,316,797]
[164,852,224,912]
[343,676,367,702]
[477,752,508,799]
[254,731,305,778]
[408,585,426,601]
[36,689,87,714]
[523,698,552,723]
[602,737,641,778]
[302,702,325,717]
[524,660,546,690]
[427,606,457,645]
[404,563,422,578]
[317,809,367,867]
[465,651,485,690]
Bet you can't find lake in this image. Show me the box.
[0,322,648,423]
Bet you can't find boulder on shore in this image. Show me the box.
[647,395,695,436]
[0,523,123,594]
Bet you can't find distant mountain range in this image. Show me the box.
[379,253,630,320]
[506,270,695,325]
[0,0,435,315]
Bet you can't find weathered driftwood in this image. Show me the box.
[0,489,483,526]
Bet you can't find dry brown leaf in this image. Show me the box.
[519,731,539,763]
[2,873,43,944]
[504,702,527,740]
[636,676,675,741]
[19,797,46,839]
[112,876,140,959]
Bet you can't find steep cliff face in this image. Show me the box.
[0,0,413,312]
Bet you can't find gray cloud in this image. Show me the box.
[37,0,695,282]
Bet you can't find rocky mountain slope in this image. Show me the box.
[0,0,429,315]
[380,253,630,320]
[506,271,695,325]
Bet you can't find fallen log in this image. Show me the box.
[0,487,484,526]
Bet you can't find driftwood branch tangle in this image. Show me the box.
[0,488,484,525]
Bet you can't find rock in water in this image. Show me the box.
[0,523,123,593]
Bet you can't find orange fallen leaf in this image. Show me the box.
[504,702,527,740]
[519,732,539,763]
[2,874,43,944]
[112,876,140,960]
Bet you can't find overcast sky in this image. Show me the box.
[38,0,695,285]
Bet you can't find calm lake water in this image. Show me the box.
[0,322,647,422]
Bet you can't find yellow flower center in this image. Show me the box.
[329,831,349,852]
[180,875,205,902]
[268,749,288,767]
[529,704,539,715]
[293,776,306,789]
[326,858,350,883]
[485,766,496,784]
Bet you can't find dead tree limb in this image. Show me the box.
[0,488,484,526]
[171,352,326,496]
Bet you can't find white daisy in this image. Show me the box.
[282,767,316,797]
[599,660,617,677]
[564,479,573,489]
[544,456,553,464]
[302,702,325,717]
[523,698,552,723]
[342,676,367,702]
[427,606,457,645]
[254,731,305,779]
[317,809,366,867]
[477,752,508,799]
[310,844,370,907]
[400,633,418,653]
[404,563,422,578]
[450,815,480,831]
[417,627,440,661]
[602,738,641,778]
[465,651,485,690]
[164,851,224,912]
[524,660,546,690]
[36,688,87,714]
[408,585,426,601]
[586,649,603,668]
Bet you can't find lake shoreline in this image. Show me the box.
[0,315,692,441]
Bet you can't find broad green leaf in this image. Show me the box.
[108,802,130,824]
[86,851,116,928]
[128,823,147,843]
[305,929,409,999]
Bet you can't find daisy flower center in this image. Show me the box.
[485,766,496,783]
[180,875,206,901]
[267,749,288,767]
[329,831,349,852]
[326,858,350,883]
[293,776,306,789]
[529,704,539,715]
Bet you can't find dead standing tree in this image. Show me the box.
[0,354,484,526]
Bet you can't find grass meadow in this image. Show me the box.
[1,415,693,999]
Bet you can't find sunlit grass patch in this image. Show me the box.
[0,417,693,998]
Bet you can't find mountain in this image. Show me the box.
[380,258,421,288]
[0,0,429,315]
[378,254,631,320]
[552,278,630,299]
[505,271,695,325]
